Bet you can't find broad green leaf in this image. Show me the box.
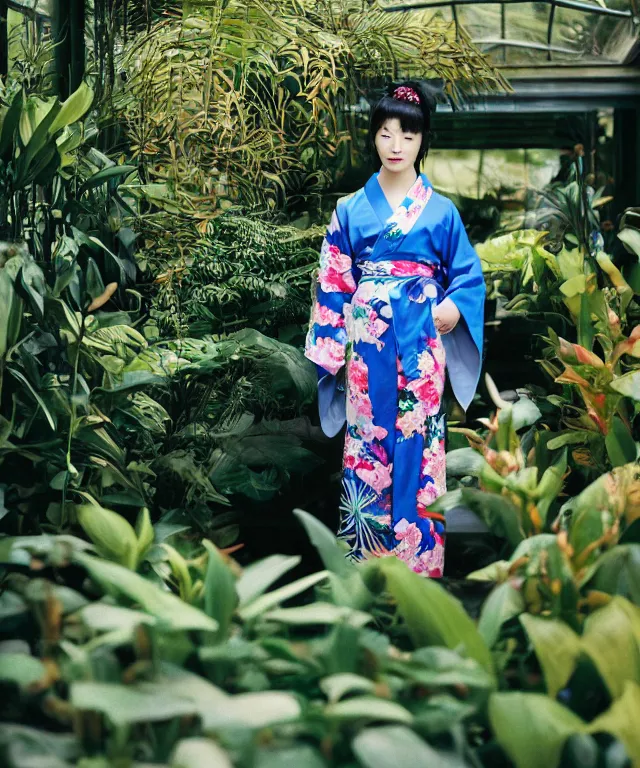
[0,90,23,159]
[561,734,599,768]
[319,673,375,703]
[0,269,20,357]
[445,448,485,477]
[588,682,640,764]
[76,502,138,569]
[459,489,525,549]
[352,725,467,768]
[610,370,640,399]
[582,597,640,699]
[48,82,94,135]
[619,228,640,259]
[560,274,586,297]
[77,603,156,632]
[236,554,301,607]
[293,508,352,579]
[7,368,56,431]
[512,397,542,430]
[171,738,232,768]
[78,165,137,196]
[0,724,78,768]
[203,691,301,730]
[294,508,372,609]
[135,507,154,561]
[254,746,327,768]
[85,258,105,302]
[74,553,217,632]
[71,681,197,725]
[264,603,371,627]
[520,615,581,697]
[239,570,329,621]
[394,647,495,693]
[326,696,413,724]
[588,544,640,604]
[466,560,510,581]
[489,693,586,768]
[605,416,638,467]
[0,654,46,690]
[202,540,238,642]
[478,581,525,648]
[535,449,568,524]
[547,431,593,450]
[375,557,494,674]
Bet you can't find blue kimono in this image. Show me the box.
[304,172,484,576]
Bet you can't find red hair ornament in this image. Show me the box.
[393,86,420,105]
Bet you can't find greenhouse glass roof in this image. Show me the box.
[380,0,640,67]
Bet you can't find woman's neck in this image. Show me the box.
[378,166,418,193]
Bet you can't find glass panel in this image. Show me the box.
[8,0,50,14]
[425,147,559,201]
[553,5,637,64]
[379,1,638,66]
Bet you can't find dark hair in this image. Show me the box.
[369,80,439,173]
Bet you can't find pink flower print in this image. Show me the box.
[396,404,426,440]
[407,375,441,414]
[417,482,439,507]
[405,201,422,222]
[370,441,389,464]
[417,349,436,377]
[357,415,388,444]
[351,392,373,420]
[414,181,432,204]
[356,460,392,495]
[390,261,436,278]
[398,373,408,389]
[344,453,357,470]
[352,280,376,306]
[418,543,444,577]
[319,265,357,294]
[306,335,344,375]
[312,303,344,328]
[421,438,446,492]
[343,433,361,469]
[394,519,423,551]
[348,358,369,392]
[327,244,350,269]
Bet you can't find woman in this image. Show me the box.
[304,81,485,577]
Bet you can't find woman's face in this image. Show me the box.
[375,118,422,175]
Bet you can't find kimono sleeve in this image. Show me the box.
[440,203,486,411]
[304,203,359,377]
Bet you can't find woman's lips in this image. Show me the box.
[388,158,403,163]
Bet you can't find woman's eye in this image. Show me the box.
[404,136,414,141]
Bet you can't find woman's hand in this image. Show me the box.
[432,297,460,335]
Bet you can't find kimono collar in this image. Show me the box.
[364,171,433,226]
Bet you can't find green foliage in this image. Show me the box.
[0,516,497,767]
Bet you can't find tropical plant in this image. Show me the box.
[110,0,509,223]
[0,508,497,767]
[146,213,324,340]
[1,503,639,767]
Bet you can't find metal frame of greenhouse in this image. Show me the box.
[382,0,640,211]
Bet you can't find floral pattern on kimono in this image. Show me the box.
[304,173,485,578]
